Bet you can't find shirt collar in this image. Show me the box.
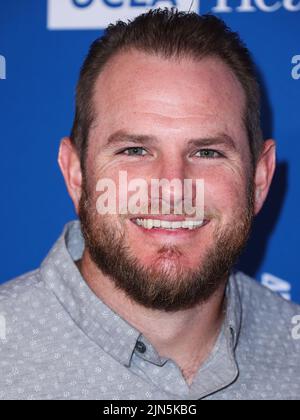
[40,220,242,369]
[225,268,243,350]
[40,220,168,367]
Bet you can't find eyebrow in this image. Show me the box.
[103,130,158,148]
[103,129,237,151]
[187,134,237,151]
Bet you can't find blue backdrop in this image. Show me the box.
[0,1,299,303]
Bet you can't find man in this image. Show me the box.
[0,8,299,400]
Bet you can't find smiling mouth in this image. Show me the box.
[130,217,209,231]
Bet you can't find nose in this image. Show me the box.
[150,155,194,214]
[157,154,187,184]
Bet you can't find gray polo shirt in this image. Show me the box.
[0,220,299,400]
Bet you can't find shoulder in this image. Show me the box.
[0,269,64,344]
[0,269,51,309]
[234,270,300,364]
[234,270,300,318]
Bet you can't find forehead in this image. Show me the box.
[91,49,247,147]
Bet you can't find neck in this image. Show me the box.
[76,250,227,386]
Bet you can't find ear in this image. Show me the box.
[58,137,82,214]
[254,139,276,216]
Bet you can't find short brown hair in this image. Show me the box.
[70,7,264,170]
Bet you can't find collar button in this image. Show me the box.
[135,341,147,354]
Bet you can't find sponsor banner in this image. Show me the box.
[47,0,200,30]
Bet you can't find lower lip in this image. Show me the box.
[130,219,210,237]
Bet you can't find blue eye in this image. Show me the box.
[120,147,147,156]
[195,149,222,159]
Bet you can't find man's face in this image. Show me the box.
[78,50,255,311]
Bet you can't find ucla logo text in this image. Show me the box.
[0,55,6,80]
[48,0,199,30]
[72,0,176,7]
[292,55,300,80]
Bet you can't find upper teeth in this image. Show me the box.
[134,219,204,230]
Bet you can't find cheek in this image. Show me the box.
[204,169,249,221]
[93,162,155,207]
[93,159,151,188]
